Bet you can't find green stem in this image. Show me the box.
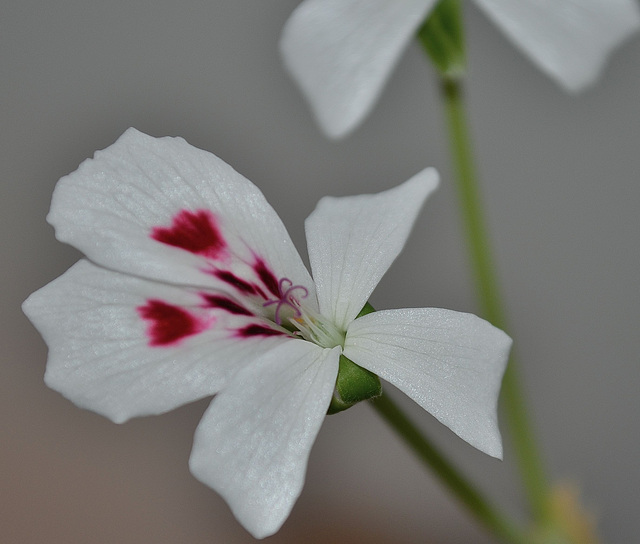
[438,75,551,522]
[370,393,530,544]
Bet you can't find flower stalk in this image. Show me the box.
[438,72,551,524]
[416,2,552,526]
[370,393,530,544]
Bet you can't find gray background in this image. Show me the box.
[2,2,639,543]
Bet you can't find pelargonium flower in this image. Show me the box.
[280,0,640,138]
[23,128,511,538]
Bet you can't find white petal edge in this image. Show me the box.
[189,342,340,539]
[280,0,438,138]
[305,168,439,331]
[344,308,511,457]
[474,0,640,92]
[48,128,316,299]
[22,260,293,423]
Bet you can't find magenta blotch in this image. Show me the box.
[213,269,262,296]
[254,259,280,297]
[202,294,253,316]
[236,324,287,338]
[137,299,209,346]
[152,209,226,258]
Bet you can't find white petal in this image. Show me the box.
[22,260,294,423]
[344,308,511,457]
[280,0,438,138]
[189,342,340,539]
[48,128,316,306]
[305,169,439,331]
[474,0,640,92]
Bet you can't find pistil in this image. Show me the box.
[261,276,345,348]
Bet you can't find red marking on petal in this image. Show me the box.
[236,324,287,338]
[202,294,253,316]
[213,270,259,295]
[137,299,209,346]
[152,209,225,258]
[254,259,280,297]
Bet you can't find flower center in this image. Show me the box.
[263,277,344,349]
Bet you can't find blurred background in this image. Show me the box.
[2,1,639,542]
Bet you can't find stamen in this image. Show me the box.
[263,277,309,325]
[288,303,345,349]
[261,276,344,348]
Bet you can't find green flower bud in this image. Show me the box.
[327,355,382,414]
[327,302,381,414]
[417,0,466,78]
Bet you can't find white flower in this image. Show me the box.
[280,0,640,138]
[23,128,510,538]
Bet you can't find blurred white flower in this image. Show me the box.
[281,0,640,138]
[23,128,511,538]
